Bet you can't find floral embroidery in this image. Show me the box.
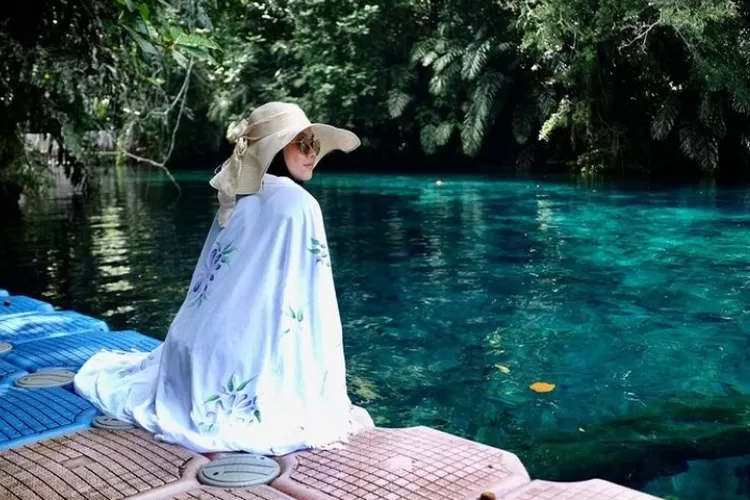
[282,305,306,335]
[198,373,261,433]
[308,238,330,267]
[188,240,235,307]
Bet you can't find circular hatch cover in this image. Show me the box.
[15,369,76,389]
[198,455,281,487]
[92,415,136,430]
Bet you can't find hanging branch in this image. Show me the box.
[117,59,194,195]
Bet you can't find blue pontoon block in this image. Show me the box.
[0,385,98,450]
[0,311,109,345]
[3,330,162,372]
[0,295,55,318]
[0,358,27,387]
[0,289,8,297]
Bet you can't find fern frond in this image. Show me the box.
[698,93,726,138]
[433,47,462,72]
[410,37,438,64]
[434,122,455,146]
[730,85,750,115]
[461,39,492,81]
[494,41,515,54]
[534,86,557,118]
[461,72,504,156]
[387,90,412,118]
[679,124,719,171]
[429,57,461,95]
[651,95,680,141]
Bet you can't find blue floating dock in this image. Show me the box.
[0,295,55,317]
[3,330,162,372]
[0,385,98,450]
[0,311,109,345]
[0,289,7,297]
[0,358,27,387]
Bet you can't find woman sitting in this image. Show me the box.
[74,101,372,455]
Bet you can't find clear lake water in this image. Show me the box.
[1,167,750,498]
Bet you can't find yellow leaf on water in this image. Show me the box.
[495,364,511,374]
[530,381,556,393]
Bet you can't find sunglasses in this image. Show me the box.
[292,137,321,156]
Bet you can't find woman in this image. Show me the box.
[74,102,373,455]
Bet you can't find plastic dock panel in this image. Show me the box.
[0,428,208,500]
[0,358,26,387]
[503,479,660,499]
[0,295,55,317]
[272,426,531,500]
[0,385,98,450]
[165,486,295,500]
[3,330,162,372]
[0,311,109,344]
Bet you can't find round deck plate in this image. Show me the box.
[14,369,76,389]
[0,342,11,355]
[198,455,281,487]
[92,415,135,430]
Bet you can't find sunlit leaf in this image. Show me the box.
[138,3,149,21]
[178,45,216,64]
[175,33,220,51]
[530,381,556,393]
[171,50,188,69]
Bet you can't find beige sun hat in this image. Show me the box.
[210,101,361,227]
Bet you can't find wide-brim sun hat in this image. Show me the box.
[210,101,361,227]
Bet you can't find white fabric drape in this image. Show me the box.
[74,174,364,455]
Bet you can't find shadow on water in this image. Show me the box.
[2,166,750,498]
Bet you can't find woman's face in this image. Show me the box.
[282,128,320,182]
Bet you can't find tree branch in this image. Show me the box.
[118,150,182,194]
[117,59,194,195]
[620,17,662,51]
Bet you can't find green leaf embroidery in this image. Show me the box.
[227,375,235,393]
[309,237,331,266]
[298,309,304,321]
[204,394,220,404]
[254,410,262,423]
[235,375,257,392]
[282,328,291,335]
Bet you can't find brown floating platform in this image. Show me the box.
[0,424,659,500]
[0,428,207,500]
[272,426,529,500]
[164,486,294,500]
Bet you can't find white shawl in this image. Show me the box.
[74,174,363,454]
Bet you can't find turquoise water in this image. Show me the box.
[1,169,750,497]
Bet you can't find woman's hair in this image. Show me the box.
[266,150,304,185]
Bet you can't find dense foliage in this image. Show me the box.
[2,0,750,199]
